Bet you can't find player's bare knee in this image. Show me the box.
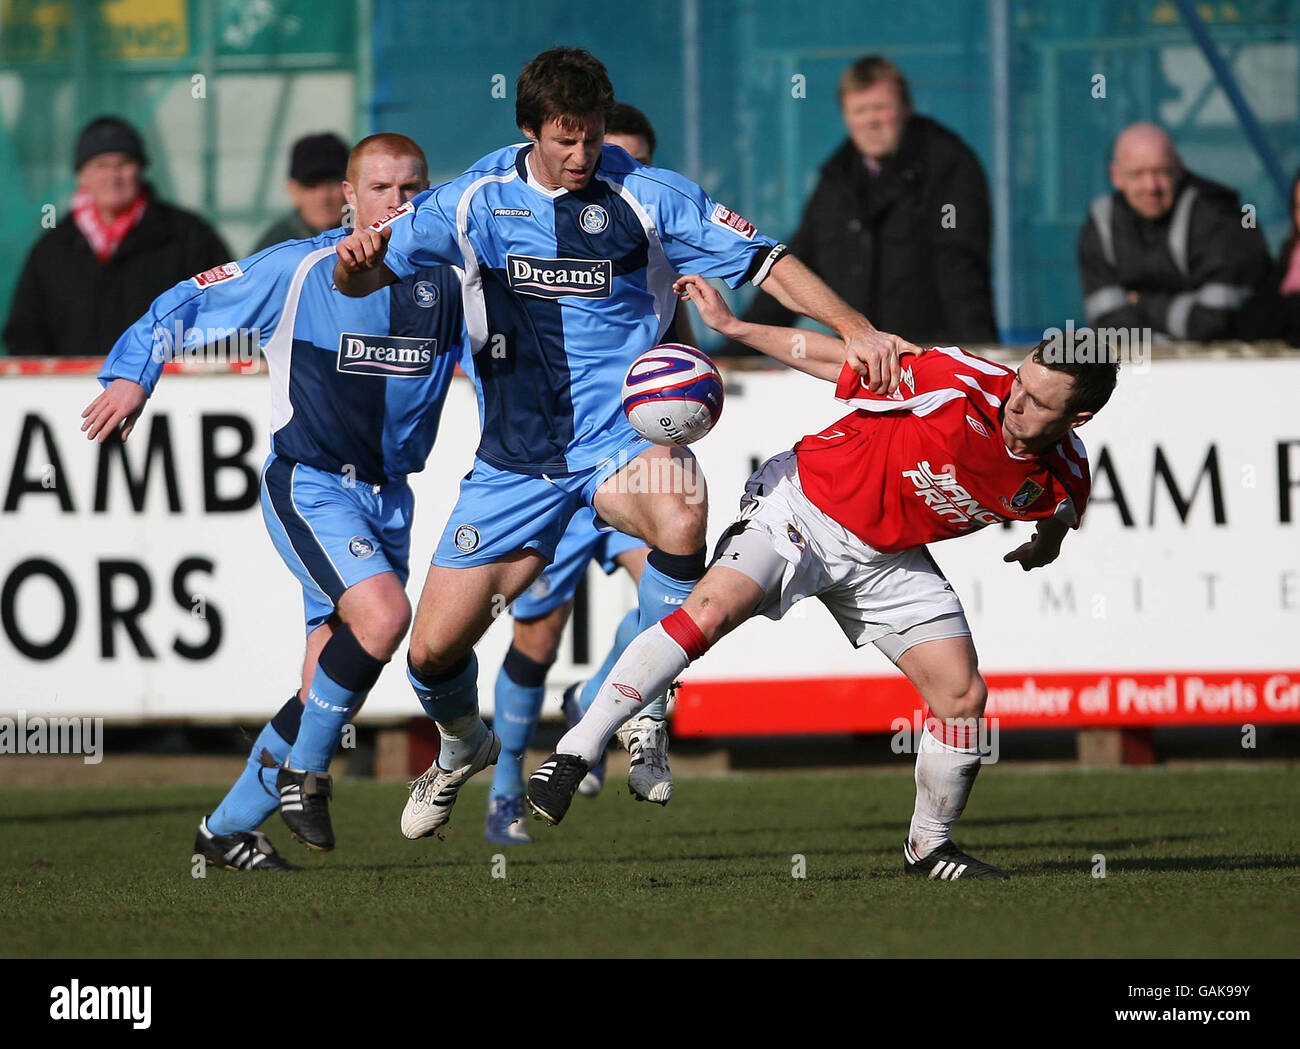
[948,676,988,721]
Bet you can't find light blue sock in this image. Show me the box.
[408,653,488,770]
[490,661,546,799]
[209,721,294,835]
[288,665,365,773]
[578,608,641,715]
[634,560,699,719]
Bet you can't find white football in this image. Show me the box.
[621,344,725,446]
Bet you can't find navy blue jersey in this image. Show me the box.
[100,229,467,485]
[380,144,785,475]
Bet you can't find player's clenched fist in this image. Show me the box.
[844,329,924,395]
[335,224,392,273]
[81,377,148,443]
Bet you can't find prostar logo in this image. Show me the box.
[337,333,435,377]
[901,460,1002,528]
[506,254,611,299]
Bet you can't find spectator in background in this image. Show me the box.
[1239,168,1300,345]
[1079,122,1270,340]
[4,115,231,358]
[725,55,997,355]
[253,133,349,252]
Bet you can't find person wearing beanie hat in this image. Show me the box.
[252,132,349,253]
[5,114,231,358]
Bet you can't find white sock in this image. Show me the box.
[908,724,982,857]
[557,624,690,764]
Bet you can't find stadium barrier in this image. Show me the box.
[3,347,1298,761]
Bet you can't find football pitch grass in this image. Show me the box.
[2,764,1296,958]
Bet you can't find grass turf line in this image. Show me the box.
[1,765,1296,957]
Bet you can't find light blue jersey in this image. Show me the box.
[380,144,784,476]
[100,230,466,485]
[100,231,468,628]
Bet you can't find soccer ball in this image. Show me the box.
[621,344,725,446]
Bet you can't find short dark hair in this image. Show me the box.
[606,102,657,160]
[516,47,615,135]
[1031,332,1120,415]
[837,55,912,110]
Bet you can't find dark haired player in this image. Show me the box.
[485,102,690,845]
[333,48,915,840]
[529,275,1118,880]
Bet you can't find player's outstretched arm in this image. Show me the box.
[674,275,843,382]
[334,225,399,297]
[1003,516,1070,571]
[758,254,924,394]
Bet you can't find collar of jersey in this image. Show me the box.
[519,144,569,199]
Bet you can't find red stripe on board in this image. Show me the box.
[0,357,265,377]
[671,670,1300,736]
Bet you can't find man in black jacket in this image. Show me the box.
[1078,122,1269,341]
[4,115,231,358]
[726,55,997,354]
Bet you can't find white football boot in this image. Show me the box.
[401,729,501,839]
[616,716,673,805]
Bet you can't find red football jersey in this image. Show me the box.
[794,347,1091,554]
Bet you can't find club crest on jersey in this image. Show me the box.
[786,524,804,549]
[579,204,609,233]
[454,524,480,553]
[349,536,375,559]
[1001,478,1044,514]
[412,280,438,308]
[506,254,611,299]
[710,204,756,240]
[192,261,243,288]
[337,333,435,377]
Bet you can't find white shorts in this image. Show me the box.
[711,451,970,660]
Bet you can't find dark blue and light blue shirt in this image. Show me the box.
[380,144,784,476]
[100,230,466,486]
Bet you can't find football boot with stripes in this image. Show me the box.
[904,839,1009,881]
[617,716,673,805]
[561,681,606,797]
[525,752,590,826]
[194,816,302,872]
[401,729,501,839]
[277,766,335,851]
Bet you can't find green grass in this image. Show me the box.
[2,765,1297,957]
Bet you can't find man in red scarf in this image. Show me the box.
[4,116,230,358]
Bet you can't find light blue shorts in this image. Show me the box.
[431,434,652,571]
[260,454,413,631]
[511,506,645,619]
